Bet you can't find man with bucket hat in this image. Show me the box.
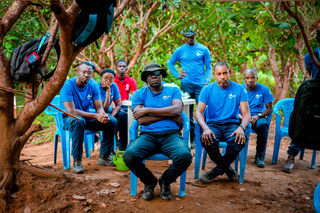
[123,63,192,201]
[167,27,212,149]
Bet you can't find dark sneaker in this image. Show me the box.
[255,152,265,168]
[190,140,195,149]
[142,176,158,201]
[159,176,172,200]
[73,159,84,174]
[97,154,115,166]
[200,169,219,184]
[282,154,295,173]
[225,166,239,182]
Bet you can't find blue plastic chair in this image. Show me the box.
[250,114,272,161]
[272,98,294,164]
[314,183,320,213]
[272,98,317,168]
[129,111,190,197]
[194,120,250,184]
[44,95,112,170]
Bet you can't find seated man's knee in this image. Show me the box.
[174,150,192,165]
[67,117,86,131]
[123,149,140,167]
[107,116,118,129]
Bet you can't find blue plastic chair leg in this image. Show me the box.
[130,171,137,196]
[84,134,92,158]
[300,148,305,160]
[239,143,248,184]
[272,134,281,164]
[311,150,317,169]
[314,183,320,213]
[179,171,187,197]
[61,130,71,170]
[53,134,59,164]
[234,155,239,172]
[194,127,202,179]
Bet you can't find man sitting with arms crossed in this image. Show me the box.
[123,63,192,201]
[60,61,117,173]
[195,61,251,183]
[242,68,274,168]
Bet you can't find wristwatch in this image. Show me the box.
[257,113,264,118]
[240,124,246,130]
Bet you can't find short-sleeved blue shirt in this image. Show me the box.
[98,82,121,103]
[242,83,274,116]
[60,77,100,112]
[132,86,182,132]
[304,47,319,79]
[199,81,248,123]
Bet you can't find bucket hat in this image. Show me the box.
[141,63,167,82]
[182,27,197,37]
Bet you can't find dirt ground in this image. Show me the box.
[11,120,320,212]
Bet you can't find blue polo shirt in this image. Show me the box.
[98,82,121,103]
[167,42,212,84]
[304,47,319,79]
[60,77,100,113]
[199,81,248,123]
[132,86,182,132]
[242,83,274,116]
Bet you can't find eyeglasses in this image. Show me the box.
[103,76,114,81]
[146,70,161,78]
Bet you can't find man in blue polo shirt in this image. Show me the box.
[60,61,117,174]
[242,68,274,168]
[97,68,128,151]
[304,28,320,79]
[195,61,251,183]
[167,27,212,148]
[123,63,192,201]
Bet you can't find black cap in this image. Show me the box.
[141,63,167,82]
[101,68,115,77]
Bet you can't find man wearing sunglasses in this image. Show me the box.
[60,61,117,174]
[123,63,192,201]
[167,27,212,149]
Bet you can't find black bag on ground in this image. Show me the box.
[72,0,116,47]
[10,34,60,82]
[289,77,320,150]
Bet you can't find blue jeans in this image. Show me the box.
[251,118,269,153]
[181,82,205,141]
[287,141,301,156]
[63,115,117,160]
[113,110,128,151]
[123,130,192,185]
[202,121,250,175]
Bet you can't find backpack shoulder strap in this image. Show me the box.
[43,37,61,81]
[74,13,97,46]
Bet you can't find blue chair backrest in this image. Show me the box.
[273,98,294,128]
[44,95,61,130]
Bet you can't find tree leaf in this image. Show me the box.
[286,33,296,47]
[279,23,289,30]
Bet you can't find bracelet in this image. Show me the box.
[106,92,111,95]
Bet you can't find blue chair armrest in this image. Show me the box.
[129,119,139,142]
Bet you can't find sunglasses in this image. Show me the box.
[146,70,161,78]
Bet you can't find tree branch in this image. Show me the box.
[282,1,320,71]
[18,163,69,179]
[113,0,131,20]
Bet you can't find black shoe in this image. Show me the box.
[97,154,115,166]
[255,152,265,168]
[159,176,172,200]
[282,154,295,173]
[190,140,195,149]
[142,177,158,201]
[73,159,84,174]
[200,169,219,184]
[225,166,239,182]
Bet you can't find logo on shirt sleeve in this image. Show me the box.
[229,94,236,99]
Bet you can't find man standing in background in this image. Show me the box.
[167,27,212,148]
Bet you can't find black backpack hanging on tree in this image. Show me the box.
[10,33,61,82]
[289,68,320,150]
[72,0,117,47]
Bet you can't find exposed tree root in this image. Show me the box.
[18,163,70,179]
[0,169,14,191]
